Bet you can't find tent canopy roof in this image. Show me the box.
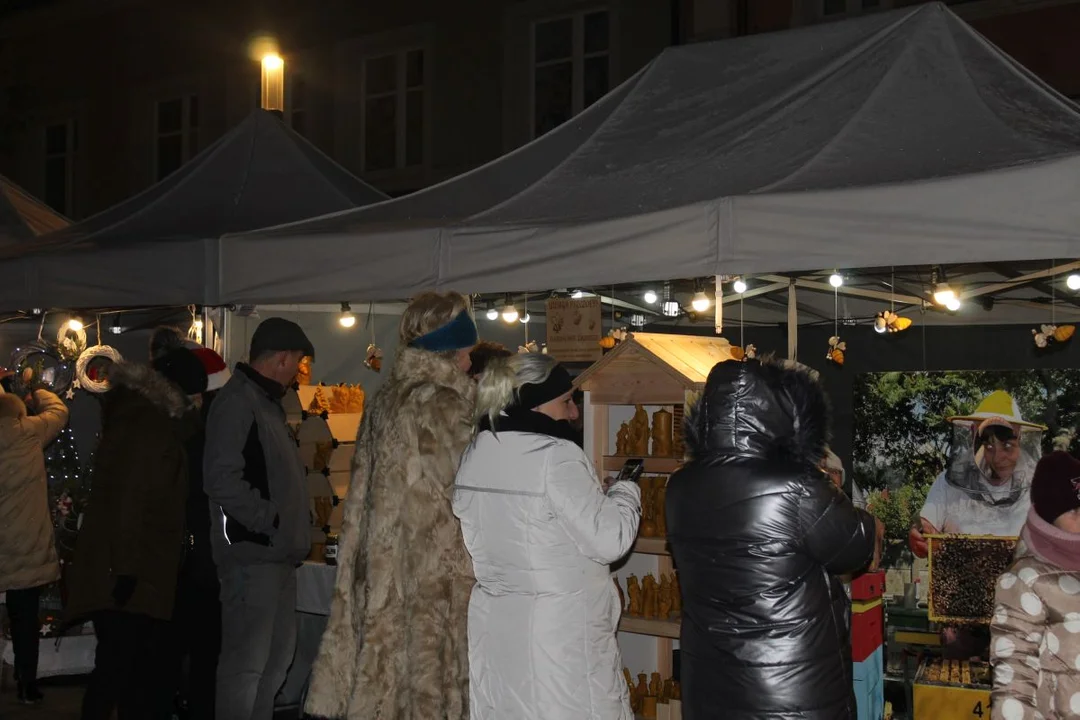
[222,2,1080,303]
[31,109,386,252]
[0,175,68,245]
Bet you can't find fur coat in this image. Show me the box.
[305,348,476,720]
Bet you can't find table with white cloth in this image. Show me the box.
[0,592,97,684]
[278,561,337,707]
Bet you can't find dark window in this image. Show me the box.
[364,94,396,172]
[534,63,573,137]
[43,122,72,214]
[532,10,610,137]
[363,50,425,171]
[823,0,847,15]
[44,157,67,213]
[534,17,572,63]
[155,96,197,181]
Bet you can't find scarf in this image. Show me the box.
[1021,506,1080,572]
[478,406,582,447]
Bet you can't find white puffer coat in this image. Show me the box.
[454,430,641,720]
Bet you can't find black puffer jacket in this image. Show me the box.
[666,359,876,719]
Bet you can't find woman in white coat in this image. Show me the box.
[454,353,641,720]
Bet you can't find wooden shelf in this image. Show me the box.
[633,536,670,555]
[602,456,682,474]
[619,616,680,639]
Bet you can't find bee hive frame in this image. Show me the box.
[926,534,1017,624]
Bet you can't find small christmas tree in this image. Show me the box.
[43,426,92,619]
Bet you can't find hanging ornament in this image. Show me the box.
[875,311,912,334]
[826,336,846,366]
[599,327,628,350]
[363,304,383,372]
[74,345,124,394]
[1032,324,1075,349]
[56,323,87,362]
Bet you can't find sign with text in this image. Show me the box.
[545,297,603,362]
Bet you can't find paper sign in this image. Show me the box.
[545,297,603,362]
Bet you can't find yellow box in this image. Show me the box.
[913,682,990,720]
[894,631,940,646]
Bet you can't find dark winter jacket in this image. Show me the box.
[65,363,199,623]
[666,359,876,720]
[204,363,308,570]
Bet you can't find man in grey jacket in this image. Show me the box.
[204,318,313,720]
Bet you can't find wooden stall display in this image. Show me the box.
[576,333,736,676]
[285,383,365,559]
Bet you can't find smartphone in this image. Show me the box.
[615,458,645,485]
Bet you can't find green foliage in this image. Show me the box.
[852,370,1080,498]
[866,484,928,543]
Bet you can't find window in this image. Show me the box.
[823,0,847,14]
[361,49,425,172]
[289,75,308,137]
[155,96,199,181]
[532,9,610,138]
[44,120,76,215]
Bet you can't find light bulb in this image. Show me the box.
[691,291,711,313]
[945,297,961,312]
[339,313,356,328]
[519,313,530,324]
[643,290,658,305]
[486,307,498,321]
[829,273,843,288]
[502,306,519,323]
[193,318,204,330]
[67,318,83,332]
[1068,274,1080,291]
[109,321,122,336]
[570,290,585,299]
[932,284,956,306]
[732,278,747,294]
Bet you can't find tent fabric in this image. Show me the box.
[0,110,386,309]
[0,175,69,245]
[220,2,1080,304]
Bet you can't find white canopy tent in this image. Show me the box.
[217,2,1080,305]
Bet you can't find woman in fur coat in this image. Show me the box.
[305,292,478,720]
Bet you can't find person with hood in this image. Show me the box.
[66,348,208,720]
[990,450,1080,720]
[0,387,68,704]
[454,352,640,719]
[666,358,881,719]
[203,318,313,720]
[305,291,477,720]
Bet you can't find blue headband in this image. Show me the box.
[409,310,479,352]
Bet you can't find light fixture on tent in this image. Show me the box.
[930,268,957,307]
[828,272,843,288]
[109,316,123,335]
[660,284,679,317]
[485,301,498,321]
[570,289,585,299]
[732,278,747,294]
[945,297,961,313]
[630,313,646,328]
[31,308,42,316]
[691,290,711,313]
[501,296,519,323]
[260,53,285,112]
[643,289,658,305]
[339,303,356,328]
[1068,274,1080,291]
[66,317,84,332]
[519,312,530,324]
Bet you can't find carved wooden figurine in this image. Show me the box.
[629,404,651,456]
[623,668,636,710]
[672,405,685,458]
[639,479,658,537]
[650,673,662,698]
[636,674,649,705]
[297,356,313,386]
[642,573,659,619]
[655,483,667,536]
[658,573,674,618]
[616,423,631,457]
[662,678,674,703]
[626,575,642,616]
[651,407,673,457]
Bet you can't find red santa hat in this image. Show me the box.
[192,347,231,391]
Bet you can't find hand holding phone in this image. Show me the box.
[607,459,644,493]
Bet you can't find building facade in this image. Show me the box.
[0,0,1075,220]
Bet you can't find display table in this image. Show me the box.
[0,626,97,684]
[278,561,338,707]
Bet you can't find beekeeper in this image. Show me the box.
[909,391,1044,558]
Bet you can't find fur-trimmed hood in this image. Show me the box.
[685,357,829,466]
[107,362,193,419]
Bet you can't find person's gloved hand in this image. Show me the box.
[908,518,938,559]
[112,575,137,607]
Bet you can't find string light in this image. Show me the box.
[67,318,84,332]
[945,297,961,312]
[1067,274,1080,291]
[643,290,658,304]
[570,290,585,300]
[691,291,711,313]
[732,278,747,294]
[485,302,498,321]
[501,300,519,323]
[829,273,843,288]
[339,302,356,328]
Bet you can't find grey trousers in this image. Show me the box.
[216,562,298,720]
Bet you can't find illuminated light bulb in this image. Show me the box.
[519,313,531,324]
[570,290,585,299]
[691,291,711,313]
[486,306,498,321]
[261,53,284,70]
[1067,274,1080,291]
[932,284,956,306]
[643,290,658,305]
[193,318,204,330]
[945,297,961,312]
[502,305,519,323]
[732,278,747,294]
[829,273,843,288]
[67,318,83,332]
[339,302,356,328]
